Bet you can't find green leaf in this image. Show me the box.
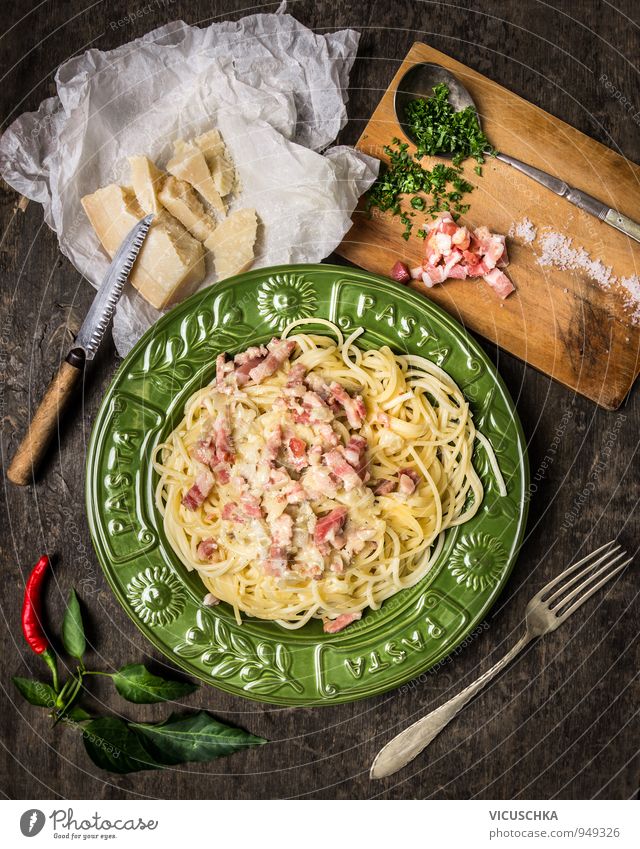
[62,589,86,659]
[65,705,92,723]
[82,717,160,774]
[13,677,57,708]
[131,711,266,766]
[112,663,198,704]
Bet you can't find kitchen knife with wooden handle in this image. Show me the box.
[7,214,154,486]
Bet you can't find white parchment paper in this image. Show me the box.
[0,4,378,355]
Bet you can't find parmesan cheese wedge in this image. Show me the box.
[158,176,216,242]
[81,184,205,310]
[166,143,226,216]
[194,129,235,196]
[128,155,165,215]
[204,208,258,280]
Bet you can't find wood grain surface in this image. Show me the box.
[336,41,640,410]
[1,0,638,801]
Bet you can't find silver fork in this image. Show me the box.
[370,540,631,780]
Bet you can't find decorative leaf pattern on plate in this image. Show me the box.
[174,609,303,695]
[128,291,254,392]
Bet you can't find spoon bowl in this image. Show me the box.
[394,62,479,154]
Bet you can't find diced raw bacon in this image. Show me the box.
[436,213,458,236]
[286,362,308,386]
[390,260,411,284]
[474,226,505,270]
[221,503,244,523]
[322,611,361,634]
[182,470,214,510]
[446,262,468,280]
[442,248,465,277]
[483,268,515,299]
[451,225,471,250]
[393,214,513,298]
[213,408,235,464]
[343,434,369,481]
[324,450,362,492]
[398,467,421,495]
[329,382,366,429]
[422,265,447,287]
[314,507,348,550]
[263,545,288,578]
[374,478,396,495]
[271,513,293,548]
[462,250,488,277]
[496,238,509,268]
[234,345,268,386]
[197,538,219,561]
[248,338,297,384]
[435,231,452,254]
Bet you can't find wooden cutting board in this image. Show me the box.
[336,42,640,410]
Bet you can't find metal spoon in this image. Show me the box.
[394,62,640,244]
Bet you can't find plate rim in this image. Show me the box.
[86,263,530,705]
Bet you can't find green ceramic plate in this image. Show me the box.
[86,264,528,706]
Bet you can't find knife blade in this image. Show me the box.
[71,213,154,360]
[496,152,640,244]
[7,214,154,486]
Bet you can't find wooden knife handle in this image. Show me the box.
[7,359,83,486]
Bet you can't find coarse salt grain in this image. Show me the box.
[536,231,616,289]
[508,217,537,244]
[620,276,640,325]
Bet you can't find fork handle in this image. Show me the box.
[370,633,533,779]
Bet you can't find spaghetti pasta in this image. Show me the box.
[153,321,504,632]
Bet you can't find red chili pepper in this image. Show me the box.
[21,555,59,690]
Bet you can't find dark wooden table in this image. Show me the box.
[1,0,638,800]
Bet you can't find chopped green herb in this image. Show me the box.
[405,83,496,163]
[366,83,497,240]
[474,165,483,176]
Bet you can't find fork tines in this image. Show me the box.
[541,539,631,620]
